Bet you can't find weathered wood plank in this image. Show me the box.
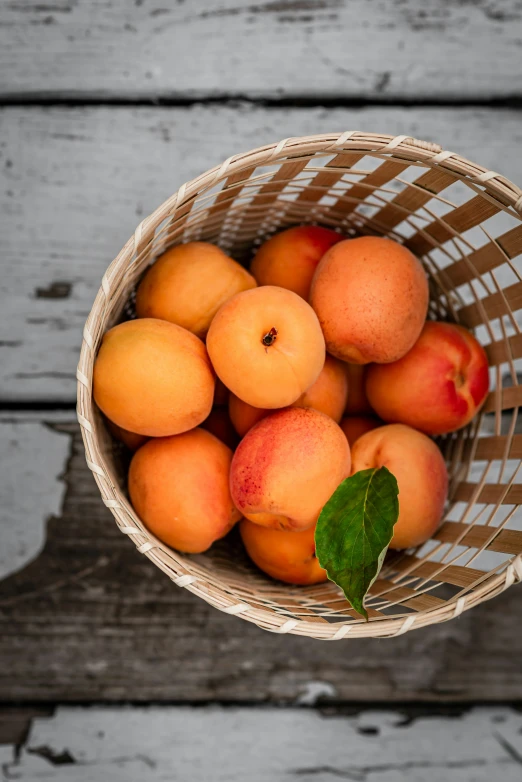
[1,412,522,703]
[1,0,522,99]
[2,707,522,781]
[1,105,522,402]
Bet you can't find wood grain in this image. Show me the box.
[2,706,522,781]
[1,0,522,99]
[1,412,522,704]
[1,105,522,402]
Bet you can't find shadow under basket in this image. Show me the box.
[77,132,522,639]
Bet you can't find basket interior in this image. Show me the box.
[82,135,522,637]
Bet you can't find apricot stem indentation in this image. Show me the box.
[262,327,278,347]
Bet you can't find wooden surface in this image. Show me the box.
[1,412,522,704]
[2,5,522,765]
[2,105,522,401]
[2,706,522,782]
[1,0,521,100]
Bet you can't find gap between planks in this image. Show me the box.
[2,95,522,109]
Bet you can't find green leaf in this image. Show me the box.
[315,467,399,620]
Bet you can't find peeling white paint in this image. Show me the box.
[0,418,71,581]
[295,680,338,705]
[0,745,14,774]
[2,707,522,782]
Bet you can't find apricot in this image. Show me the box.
[340,416,382,447]
[351,424,448,550]
[366,321,490,435]
[106,419,149,452]
[128,428,241,554]
[240,519,327,585]
[229,354,349,437]
[310,236,429,364]
[250,225,342,299]
[207,286,325,409]
[230,407,351,531]
[297,353,349,422]
[228,394,268,438]
[135,242,256,339]
[344,363,373,415]
[93,318,215,437]
[201,408,239,450]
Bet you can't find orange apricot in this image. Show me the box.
[340,416,382,447]
[230,407,351,531]
[297,353,349,422]
[229,354,349,437]
[250,225,342,299]
[128,428,241,554]
[240,519,327,585]
[207,286,325,409]
[344,363,374,415]
[351,424,448,550]
[229,394,268,438]
[201,408,239,450]
[366,321,490,435]
[135,242,256,338]
[106,419,149,452]
[310,236,429,364]
[93,318,214,437]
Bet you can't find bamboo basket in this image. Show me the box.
[77,132,522,639]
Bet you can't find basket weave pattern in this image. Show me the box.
[78,132,522,639]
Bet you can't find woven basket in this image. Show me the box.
[78,132,522,639]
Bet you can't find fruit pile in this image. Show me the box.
[93,227,490,599]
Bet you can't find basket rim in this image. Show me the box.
[77,131,522,640]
